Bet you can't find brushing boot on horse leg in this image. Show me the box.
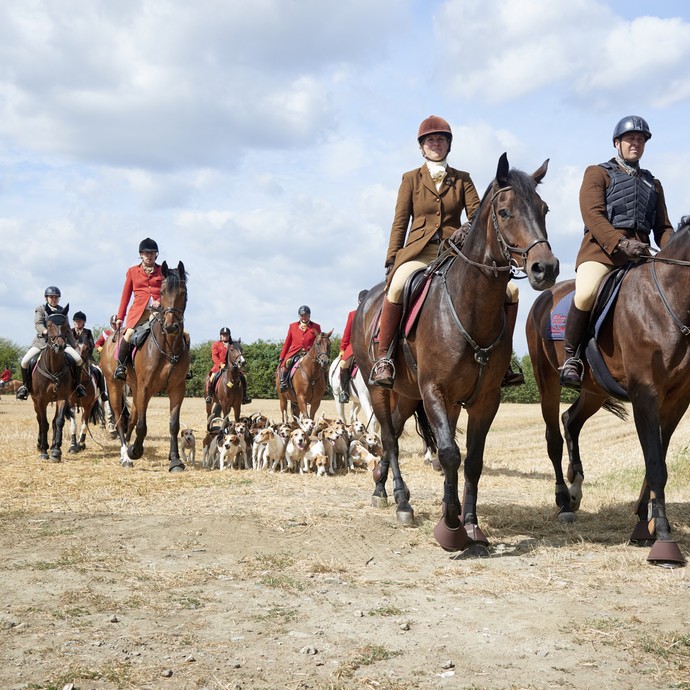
[501,301,525,387]
[16,366,31,400]
[559,304,590,389]
[370,299,403,388]
[114,340,131,381]
[339,364,351,403]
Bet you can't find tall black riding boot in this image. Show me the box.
[339,366,351,403]
[16,367,31,400]
[501,301,525,387]
[74,364,86,397]
[240,373,252,404]
[279,366,289,392]
[560,304,591,389]
[114,340,131,381]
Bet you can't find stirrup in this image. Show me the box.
[16,386,29,400]
[369,357,395,389]
[559,357,583,387]
[114,364,127,381]
[75,384,86,398]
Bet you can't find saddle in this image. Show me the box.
[548,265,634,401]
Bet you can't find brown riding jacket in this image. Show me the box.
[385,164,480,285]
[576,159,674,269]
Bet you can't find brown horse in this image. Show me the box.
[526,217,690,566]
[102,261,190,471]
[276,330,333,422]
[0,380,21,394]
[352,153,559,552]
[206,341,246,421]
[29,307,77,462]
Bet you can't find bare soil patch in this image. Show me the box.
[1,396,689,690]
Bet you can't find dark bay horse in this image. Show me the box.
[352,153,559,552]
[102,261,190,471]
[276,330,333,422]
[67,339,105,454]
[206,341,246,421]
[29,307,76,462]
[526,217,690,566]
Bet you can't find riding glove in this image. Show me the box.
[616,237,650,259]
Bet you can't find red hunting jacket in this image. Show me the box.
[279,321,321,364]
[211,340,230,373]
[340,309,355,361]
[117,264,163,329]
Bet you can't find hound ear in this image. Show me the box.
[161,261,169,276]
[532,158,549,184]
[496,152,509,186]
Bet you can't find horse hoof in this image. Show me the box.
[647,540,686,568]
[557,510,577,524]
[459,542,491,559]
[434,517,468,552]
[371,495,388,509]
[121,460,134,469]
[629,520,653,544]
[396,508,415,526]
[169,464,185,473]
[39,453,49,461]
[127,445,143,460]
[48,455,61,463]
[464,524,489,546]
[68,446,79,454]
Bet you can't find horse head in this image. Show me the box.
[473,153,559,291]
[314,330,333,368]
[160,261,187,334]
[227,341,245,369]
[45,311,69,353]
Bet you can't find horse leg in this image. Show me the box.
[369,387,393,507]
[167,390,185,472]
[561,392,605,517]
[79,416,88,450]
[35,403,49,460]
[385,394,417,524]
[49,402,67,462]
[127,392,149,461]
[68,414,79,454]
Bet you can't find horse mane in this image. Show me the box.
[657,215,690,254]
[478,166,539,203]
[677,215,690,233]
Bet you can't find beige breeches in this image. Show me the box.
[387,243,518,305]
[574,261,614,311]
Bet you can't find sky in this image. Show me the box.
[1,0,690,357]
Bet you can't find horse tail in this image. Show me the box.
[89,398,106,426]
[413,401,437,455]
[603,398,628,421]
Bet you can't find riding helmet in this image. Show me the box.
[219,327,231,337]
[73,311,87,322]
[298,305,311,316]
[44,286,61,298]
[417,115,453,146]
[139,237,159,253]
[612,116,652,144]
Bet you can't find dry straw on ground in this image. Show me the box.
[1,395,689,689]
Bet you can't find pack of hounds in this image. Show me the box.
[180,412,383,476]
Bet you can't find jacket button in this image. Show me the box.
[436,211,440,216]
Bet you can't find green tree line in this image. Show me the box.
[1,331,577,404]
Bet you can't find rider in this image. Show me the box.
[72,311,95,359]
[205,327,252,405]
[15,286,87,400]
[371,115,524,388]
[95,315,119,353]
[279,305,321,392]
[559,115,674,388]
[0,366,11,388]
[113,238,192,381]
[338,289,368,403]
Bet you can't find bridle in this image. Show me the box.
[451,185,552,279]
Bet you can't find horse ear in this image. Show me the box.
[532,158,549,184]
[161,261,169,277]
[63,304,69,317]
[177,261,185,276]
[326,329,334,337]
[496,153,509,186]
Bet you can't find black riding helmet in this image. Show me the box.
[219,327,231,337]
[139,237,159,253]
[612,116,652,144]
[73,311,87,322]
[44,286,61,298]
[298,305,311,316]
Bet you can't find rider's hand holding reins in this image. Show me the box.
[616,237,650,260]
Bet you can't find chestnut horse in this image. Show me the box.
[102,261,190,470]
[29,307,77,462]
[276,330,333,422]
[526,217,690,566]
[352,153,559,552]
[206,340,246,421]
[0,380,21,394]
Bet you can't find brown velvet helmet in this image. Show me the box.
[417,115,453,145]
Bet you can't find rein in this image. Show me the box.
[650,258,690,336]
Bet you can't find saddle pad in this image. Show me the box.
[545,291,573,341]
[403,278,432,337]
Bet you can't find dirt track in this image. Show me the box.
[1,396,689,690]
